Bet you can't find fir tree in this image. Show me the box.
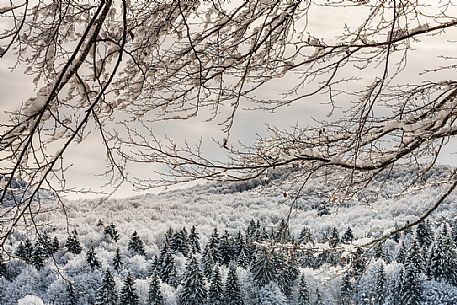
[32,243,45,270]
[415,220,432,248]
[351,248,366,278]
[428,223,457,285]
[0,252,7,278]
[246,219,258,240]
[208,228,222,263]
[389,267,403,305]
[251,249,274,287]
[219,230,233,266]
[148,272,164,305]
[298,226,314,245]
[375,262,386,305]
[66,283,78,305]
[52,236,60,253]
[16,240,33,264]
[120,273,140,305]
[223,264,244,305]
[65,230,82,254]
[160,251,178,287]
[188,225,201,254]
[202,244,216,279]
[276,251,299,299]
[86,244,101,270]
[179,256,207,305]
[237,247,249,269]
[276,219,290,242]
[340,273,352,305]
[396,241,406,264]
[104,224,119,242]
[208,266,223,305]
[402,240,423,305]
[233,231,245,257]
[341,227,354,244]
[297,276,310,305]
[128,231,146,256]
[315,288,323,305]
[113,248,123,272]
[328,227,340,247]
[37,232,53,257]
[373,241,389,263]
[95,269,118,305]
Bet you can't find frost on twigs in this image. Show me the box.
[1,0,457,243]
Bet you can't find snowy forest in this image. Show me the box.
[1,166,457,305]
[1,1,457,304]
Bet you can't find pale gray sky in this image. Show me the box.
[1,3,456,199]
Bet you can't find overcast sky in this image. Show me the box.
[1,3,456,199]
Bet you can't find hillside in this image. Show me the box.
[1,166,457,304]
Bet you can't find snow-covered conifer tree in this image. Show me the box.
[86,244,101,271]
[178,256,207,305]
[120,273,140,305]
[208,266,223,305]
[188,225,201,254]
[128,231,146,256]
[148,272,164,305]
[95,269,118,305]
[223,264,244,305]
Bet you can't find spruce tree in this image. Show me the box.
[104,224,119,242]
[223,264,244,305]
[276,219,290,242]
[428,223,457,285]
[402,240,422,305]
[396,241,406,264]
[95,269,118,305]
[219,230,233,266]
[208,266,223,305]
[160,251,178,287]
[179,256,207,305]
[128,231,146,256]
[208,228,222,263]
[65,230,82,254]
[233,231,245,257]
[86,244,101,270]
[32,243,45,270]
[340,273,352,305]
[328,227,340,247]
[237,247,249,269]
[0,252,7,278]
[66,282,78,305]
[148,272,164,305]
[16,240,33,263]
[120,273,140,305]
[351,248,366,278]
[52,236,60,254]
[389,267,403,305]
[38,232,53,257]
[415,220,432,248]
[297,276,310,305]
[202,244,216,279]
[188,225,201,254]
[373,241,389,263]
[341,227,354,244]
[113,248,123,272]
[375,262,386,305]
[298,226,314,245]
[251,249,274,287]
